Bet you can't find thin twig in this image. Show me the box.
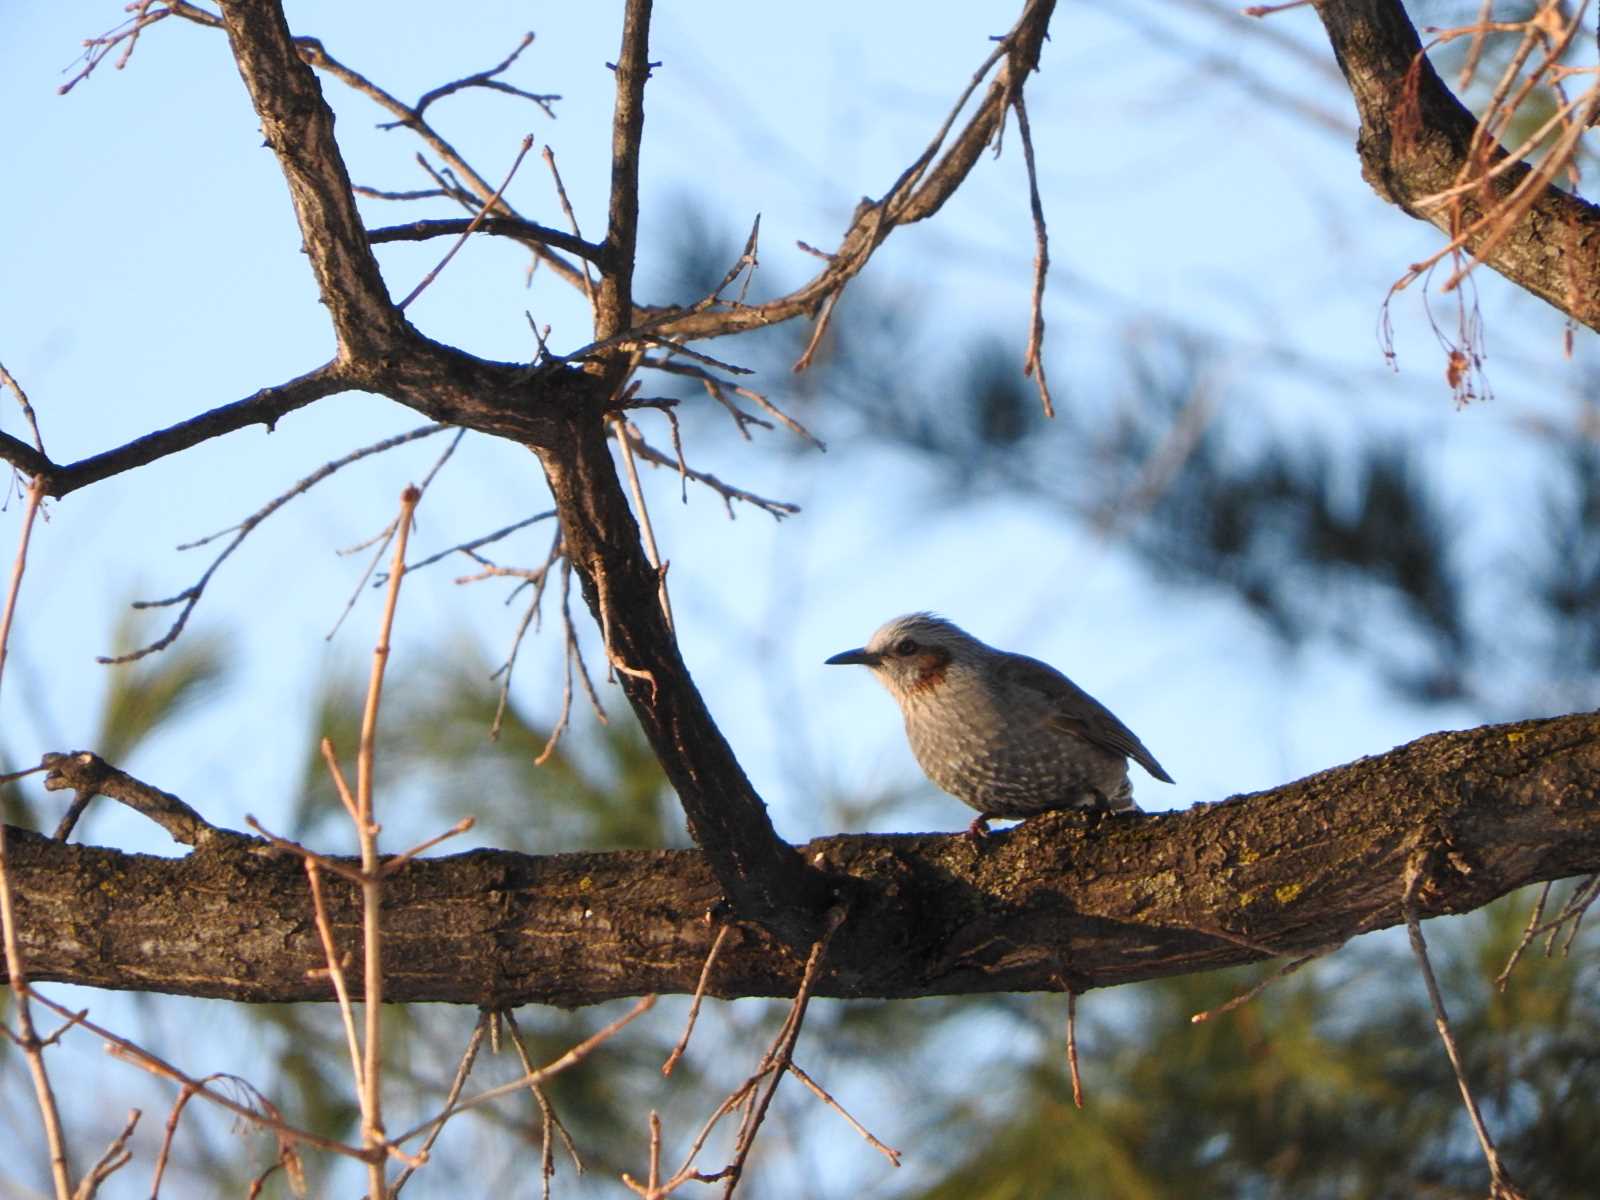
[391,996,657,1147]
[390,510,555,580]
[381,32,556,125]
[149,1079,222,1200]
[485,527,565,741]
[791,290,840,374]
[0,361,45,457]
[290,34,590,293]
[320,737,361,826]
[0,823,74,1199]
[612,416,675,632]
[1010,87,1055,418]
[0,475,70,1197]
[399,136,537,310]
[327,518,401,641]
[543,145,597,310]
[1189,947,1334,1024]
[379,817,475,877]
[1065,989,1084,1109]
[58,0,185,95]
[788,1062,902,1167]
[663,922,731,1076]
[23,988,369,1161]
[1403,855,1521,1198]
[720,907,846,1197]
[76,1108,139,1200]
[0,476,46,702]
[326,428,466,639]
[645,357,824,449]
[617,422,799,520]
[305,860,367,1094]
[502,1009,584,1198]
[103,424,446,663]
[388,1014,491,1197]
[1496,880,1553,990]
[353,485,422,1196]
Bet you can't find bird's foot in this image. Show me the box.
[966,813,995,840]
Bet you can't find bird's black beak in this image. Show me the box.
[825,647,880,667]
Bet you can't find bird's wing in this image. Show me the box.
[996,652,1175,784]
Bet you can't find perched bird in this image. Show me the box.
[826,613,1173,834]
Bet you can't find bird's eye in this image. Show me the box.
[895,638,918,656]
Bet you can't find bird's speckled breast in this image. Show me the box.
[901,665,1133,817]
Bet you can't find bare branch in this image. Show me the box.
[390,996,658,1147]
[378,32,558,125]
[662,921,730,1077]
[387,1014,489,1198]
[1403,854,1525,1199]
[501,1009,584,1197]
[0,361,45,458]
[1009,87,1055,418]
[367,216,609,266]
[101,424,447,664]
[41,751,221,848]
[294,35,590,293]
[0,363,349,500]
[617,422,798,519]
[788,1061,901,1168]
[398,135,538,310]
[216,0,408,353]
[58,0,194,96]
[75,1108,139,1200]
[1315,0,1600,330]
[398,510,557,580]
[638,0,1057,345]
[595,0,655,343]
[0,823,74,1199]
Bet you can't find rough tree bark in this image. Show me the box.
[1314,0,1600,327]
[6,714,1598,1006]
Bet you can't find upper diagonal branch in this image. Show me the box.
[635,0,1057,344]
[1312,0,1600,328]
[216,0,409,355]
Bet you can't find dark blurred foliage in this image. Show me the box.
[913,886,1600,1200]
[1531,438,1600,711]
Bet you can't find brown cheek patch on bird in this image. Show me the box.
[905,646,952,695]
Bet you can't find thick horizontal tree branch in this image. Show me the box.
[1314,0,1600,328]
[7,715,1598,1007]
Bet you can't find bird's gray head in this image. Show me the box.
[824,613,983,701]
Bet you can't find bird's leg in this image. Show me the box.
[966,813,995,839]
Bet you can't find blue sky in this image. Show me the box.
[2,1,1596,1193]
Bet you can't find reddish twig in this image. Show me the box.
[662,922,732,1077]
